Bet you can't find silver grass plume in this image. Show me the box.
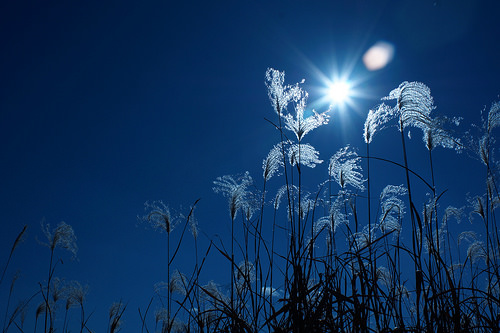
[423,117,463,151]
[142,200,175,233]
[273,184,293,211]
[423,212,447,255]
[363,104,396,144]
[367,81,463,151]
[457,231,477,246]
[236,261,255,282]
[417,115,460,152]
[155,308,169,326]
[108,301,126,333]
[262,143,284,181]
[51,277,64,305]
[478,101,500,165]
[235,261,256,290]
[213,171,255,221]
[273,184,299,209]
[36,302,46,319]
[189,214,198,240]
[65,280,88,308]
[288,143,323,168]
[266,68,330,140]
[352,225,375,250]
[265,68,301,115]
[329,145,365,191]
[443,205,464,224]
[201,280,227,304]
[41,221,78,258]
[376,266,393,289]
[177,203,199,239]
[468,195,486,221]
[109,302,122,319]
[487,101,500,133]
[313,216,331,236]
[281,87,330,141]
[170,270,189,296]
[317,190,350,233]
[153,281,170,296]
[467,241,487,264]
[296,191,318,221]
[383,81,435,131]
[378,185,407,234]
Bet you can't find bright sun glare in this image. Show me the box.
[327,81,351,105]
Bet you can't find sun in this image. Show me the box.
[299,54,368,115]
[327,80,352,106]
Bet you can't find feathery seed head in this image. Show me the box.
[109,302,124,319]
[487,101,500,133]
[479,135,489,165]
[170,270,188,295]
[443,206,464,224]
[236,261,256,285]
[423,116,463,151]
[376,266,392,288]
[363,104,395,144]
[273,184,293,210]
[458,231,477,246]
[189,215,198,240]
[108,301,126,333]
[153,281,170,296]
[265,68,300,115]
[282,103,330,141]
[329,145,365,191]
[36,302,46,319]
[262,143,284,181]
[469,195,486,221]
[266,68,330,140]
[379,185,406,234]
[288,143,323,168]
[351,226,374,250]
[155,307,169,325]
[467,241,487,264]
[213,171,256,221]
[67,280,88,305]
[329,191,350,231]
[201,280,227,303]
[296,191,318,220]
[313,216,331,236]
[142,201,175,233]
[42,221,78,258]
[382,82,440,144]
[383,81,434,130]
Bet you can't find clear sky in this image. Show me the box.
[1,0,499,331]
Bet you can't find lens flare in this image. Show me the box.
[363,41,395,71]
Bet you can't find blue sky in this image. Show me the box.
[1,0,499,331]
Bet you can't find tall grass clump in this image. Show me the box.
[2,68,499,332]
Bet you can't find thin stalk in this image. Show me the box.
[398,119,422,330]
[44,248,55,333]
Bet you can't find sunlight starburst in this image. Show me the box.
[327,80,352,106]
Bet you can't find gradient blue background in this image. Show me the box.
[1,0,499,330]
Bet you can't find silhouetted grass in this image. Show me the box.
[1,69,499,332]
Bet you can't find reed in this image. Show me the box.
[1,69,499,332]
